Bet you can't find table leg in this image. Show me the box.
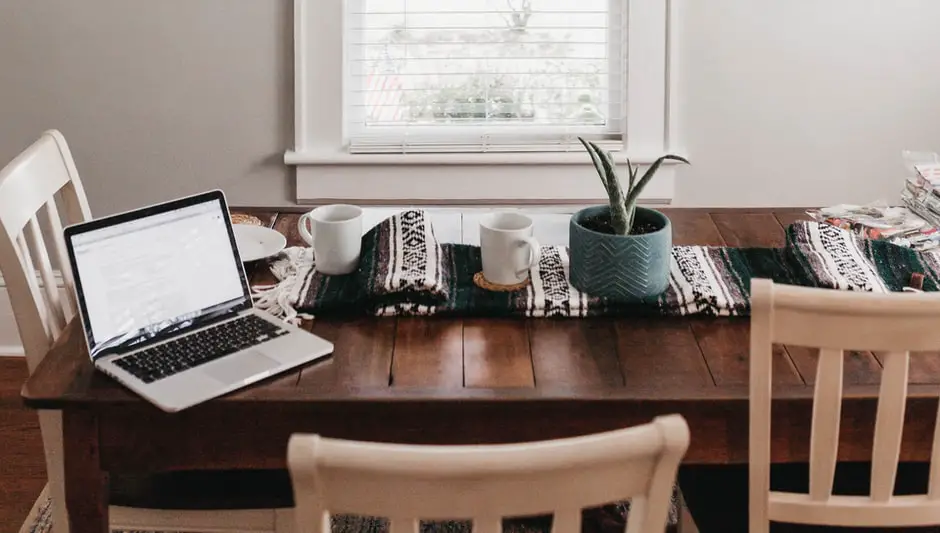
[63,409,109,533]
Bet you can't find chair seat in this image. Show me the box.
[109,469,294,510]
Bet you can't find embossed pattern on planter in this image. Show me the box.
[569,206,672,301]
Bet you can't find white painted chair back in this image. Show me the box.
[0,130,91,533]
[0,130,90,375]
[749,278,940,531]
[2,131,290,533]
[288,414,689,533]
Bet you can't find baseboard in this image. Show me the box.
[0,345,25,357]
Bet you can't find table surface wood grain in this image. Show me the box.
[21,207,940,469]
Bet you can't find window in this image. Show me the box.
[289,0,681,204]
[346,0,624,154]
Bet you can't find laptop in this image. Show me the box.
[63,190,334,412]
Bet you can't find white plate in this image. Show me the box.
[233,224,288,262]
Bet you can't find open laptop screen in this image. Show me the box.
[67,194,250,360]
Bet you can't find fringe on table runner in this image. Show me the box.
[251,246,317,325]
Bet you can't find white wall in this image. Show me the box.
[3,1,940,216]
[674,0,940,207]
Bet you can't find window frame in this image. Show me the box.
[287,0,684,205]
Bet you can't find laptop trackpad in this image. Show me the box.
[203,350,280,384]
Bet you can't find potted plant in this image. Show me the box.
[569,138,689,301]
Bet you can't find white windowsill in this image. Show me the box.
[284,150,689,167]
[288,150,687,205]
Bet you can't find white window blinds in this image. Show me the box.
[344,0,626,154]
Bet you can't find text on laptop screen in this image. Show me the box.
[70,199,247,357]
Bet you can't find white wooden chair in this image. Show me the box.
[749,277,940,532]
[0,130,293,533]
[287,414,689,533]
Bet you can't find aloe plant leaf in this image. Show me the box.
[578,137,634,235]
[578,137,610,190]
[624,154,690,210]
[591,143,630,235]
[624,203,636,234]
[626,159,638,195]
[593,144,624,202]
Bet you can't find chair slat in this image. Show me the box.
[749,278,775,533]
[59,164,92,224]
[929,394,940,499]
[550,509,580,533]
[809,349,844,501]
[24,215,65,337]
[42,199,77,315]
[389,518,420,533]
[316,512,330,533]
[15,231,52,340]
[871,351,910,502]
[471,517,501,533]
[624,498,646,533]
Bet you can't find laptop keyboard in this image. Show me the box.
[113,315,290,384]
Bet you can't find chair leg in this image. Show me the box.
[38,410,70,533]
[677,489,699,533]
[48,485,70,533]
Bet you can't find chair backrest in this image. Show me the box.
[0,130,91,374]
[288,415,689,533]
[749,278,940,531]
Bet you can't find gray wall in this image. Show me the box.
[0,0,295,214]
[3,0,940,214]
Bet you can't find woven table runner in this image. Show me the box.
[252,209,940,322]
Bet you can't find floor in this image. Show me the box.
[0,357,45,533]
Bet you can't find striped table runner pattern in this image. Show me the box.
[252,210,935,322]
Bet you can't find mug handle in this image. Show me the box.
[517,236,541,277]
[298,213,315,247]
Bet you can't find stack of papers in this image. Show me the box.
[807,204,940,251]
[902,160,940,236]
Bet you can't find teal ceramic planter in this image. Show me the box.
[569,206,672,301]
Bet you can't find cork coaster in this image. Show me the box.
[473,271,530,292]
[231,213,263,226]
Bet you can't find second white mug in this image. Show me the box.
[480,212,541,286]
[298,204,363,275]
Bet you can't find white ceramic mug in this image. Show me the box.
[479,212,541,286]
[298,204,363,275]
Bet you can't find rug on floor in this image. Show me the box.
[22,494,678,533]
[253,209,934,323]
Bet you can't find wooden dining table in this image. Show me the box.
[21,207,940,532]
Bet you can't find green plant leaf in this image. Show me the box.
[626,158,638,195]
[590,142,630,235]
[578,137,633,235]
[578,137,610,190]
[593,144,622,200]
[624,154,690,215]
